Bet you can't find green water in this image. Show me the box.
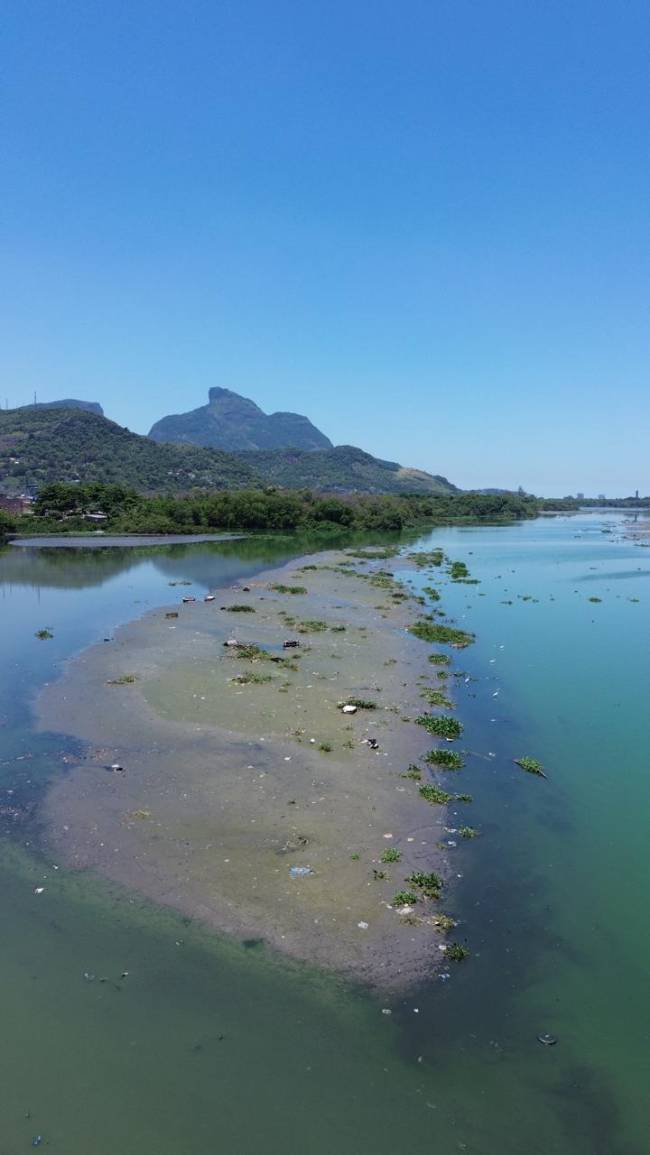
[0,516,648,1154]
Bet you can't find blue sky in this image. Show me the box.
[3,0,649,496]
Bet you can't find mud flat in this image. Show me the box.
[37,549,463,989]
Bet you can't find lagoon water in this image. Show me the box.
[0,513,648,1154]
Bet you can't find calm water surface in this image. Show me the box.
[0,515,647,1154]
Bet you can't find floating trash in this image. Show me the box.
[289,865,314,878]
[537,1033,558,1046]
[357,921,369,930]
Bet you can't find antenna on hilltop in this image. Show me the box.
[33,391,37,407]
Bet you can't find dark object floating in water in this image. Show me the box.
[165,611,179,619]
[182,596,196,603]
[204,595,215,602]
[537,1033,558,1046]
[283,640,300,648]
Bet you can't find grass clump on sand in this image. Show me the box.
[433,913,457,931]
[223,604,256,613]
[342,697,377,709]
[392,891,418,907]
[416,714,463,739]
[345,548,399,560]
[231,671,273,685]
[401,765,422,781]
[380,847,402,864]
[318,742,333,753]
[429,653,450,666]
[106,673,138,685]
[299,564,319,571]
[232,643,269,660]
[424,749,464,770]
[419,784,452,805]
[408,870,442,898]
[410,620,475,648]
[514,756,547,778]
[408,549,445,567]
[35,628,54,640]
[297,619,329,632]
[369,572,397,589]
[420,688,453,709]
[231,644,297,670]
[270,584,308,595]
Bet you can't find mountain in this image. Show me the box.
[148,387,332,451]
[0,408,256,494]
[233,446,457,495]
[0,407,456,497]
[21,399,104,415]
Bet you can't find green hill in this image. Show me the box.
[0,407,456,496]
[0,407,256,494]
[234,445,456,495]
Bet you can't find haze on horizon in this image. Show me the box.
[3,1,650,498]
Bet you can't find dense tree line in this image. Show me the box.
[19,483,541,536]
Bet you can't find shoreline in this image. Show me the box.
[36,547,466,990]
[9,532,245,548]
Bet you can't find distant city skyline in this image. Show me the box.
[3,2,650,497]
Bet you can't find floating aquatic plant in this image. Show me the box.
[416,714,463,739]
[419,784,452,805]
[445,943,469,962]
[424,749,464,769]
[514,756,547,778]
[410,620,475,648]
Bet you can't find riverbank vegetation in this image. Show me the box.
[6,482,544,539]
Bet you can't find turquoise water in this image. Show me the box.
[0,515,648,1153]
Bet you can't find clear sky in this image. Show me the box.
[3,1,650,496]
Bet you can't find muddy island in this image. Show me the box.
[38,549,469,989]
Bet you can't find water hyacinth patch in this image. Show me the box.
[416,714,463,739]
[424,749,464,769]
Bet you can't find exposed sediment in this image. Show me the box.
[37,549,460,989]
